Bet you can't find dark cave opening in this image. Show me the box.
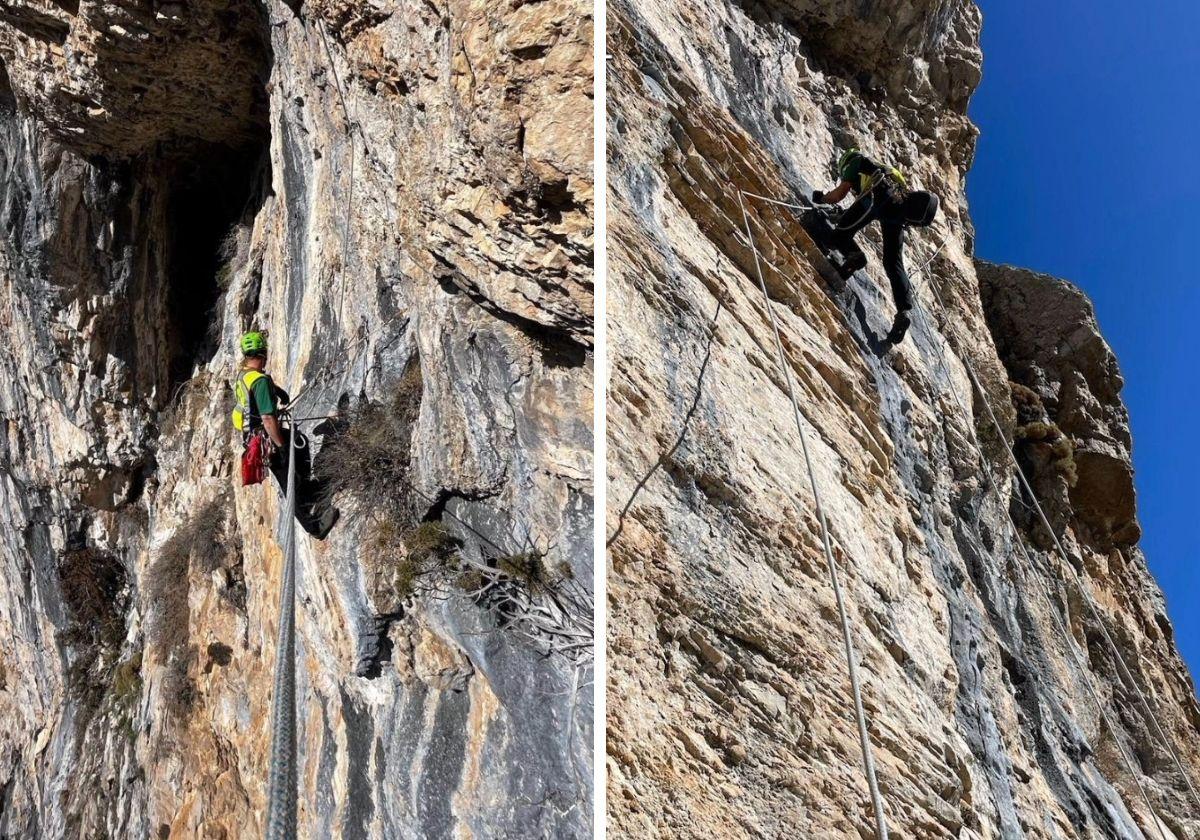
[164,143,268,389]
[158,0,272,393]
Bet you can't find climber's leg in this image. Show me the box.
[296,451,339,540]
[881,219,913,343]
[270,430,339,539]
[880,219,912,312]
[828,197,876,277]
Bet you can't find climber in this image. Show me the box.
[232,331,339,539]
[812,148,939,344]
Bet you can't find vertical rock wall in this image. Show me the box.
[606,1,1199,837]
[0,1,593,837]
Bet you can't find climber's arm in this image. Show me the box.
[252,378,287,448]
[815,181,853,206]
[262,413,286,448]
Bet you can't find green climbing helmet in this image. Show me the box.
[240,331,267,356]
[838,148,862,180]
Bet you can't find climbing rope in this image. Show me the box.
[265,421,299,838]
[917,270,1200,823]
[898,245,1173,840]
[740,182,1193,832]
[606,296,724,548]
[737,190,891,840]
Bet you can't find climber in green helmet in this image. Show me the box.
[812,147,939,345]
[232,331,338,539]
[234,331,286,449]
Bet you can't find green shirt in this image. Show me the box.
[251,375,276,416]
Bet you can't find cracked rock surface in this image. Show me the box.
[606,1,1199,837]
[0,0,593,837]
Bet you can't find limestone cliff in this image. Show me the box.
[606,1,1199,837]
[0,1,593,837]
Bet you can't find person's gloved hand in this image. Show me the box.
[811,189,826,205]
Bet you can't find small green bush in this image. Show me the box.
[1009,381,1041,410]
[162,655,197,722]
[368,520,463,609]
[495,552,574,596]
[112,649,143,705]
[1015,420,1055,442]
[111,648,144,740]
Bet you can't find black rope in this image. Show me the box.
[607,296,723,548]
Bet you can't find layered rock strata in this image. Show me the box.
[0,0,594,837]
[606,1,1199,837]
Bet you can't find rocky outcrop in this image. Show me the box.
[0,1,593,837]
[979,261,1141,549]
[606,1,1199,837]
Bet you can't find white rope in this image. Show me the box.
[265,425,299,838]
[900,248,1172,840]
[740,185,1193,834]
[737,189,890,840]
[922,275,1200,824]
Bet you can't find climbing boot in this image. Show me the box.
[886,310,912,344]
[836,251,867,278]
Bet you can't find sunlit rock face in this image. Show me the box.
[605,1,1200,837]
[0,1,593,837]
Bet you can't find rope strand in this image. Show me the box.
[738,189,890,840]
[265,424,299,838]
[742,183,1190,834]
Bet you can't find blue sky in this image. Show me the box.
[966,0,1200,681]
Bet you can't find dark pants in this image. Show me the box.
[830,192,913,313]
[268,429,335,537]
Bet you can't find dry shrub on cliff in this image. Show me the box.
[462,547,592,663]
[315,359,423,519]
[57,545,133,719]
[367,521,589,661]
[215,223,252,291]
[1016,421,1078,487]
[146,493,233,612]
[58,546,129,650]
[144,491,233,723]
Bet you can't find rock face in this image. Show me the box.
[0,1,593,838]
[606,1,1199,838]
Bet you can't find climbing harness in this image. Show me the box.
[737,190,891,840]
[265,416,299,839]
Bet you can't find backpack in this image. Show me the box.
[901,191,940,227]
[241,430,270,486]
